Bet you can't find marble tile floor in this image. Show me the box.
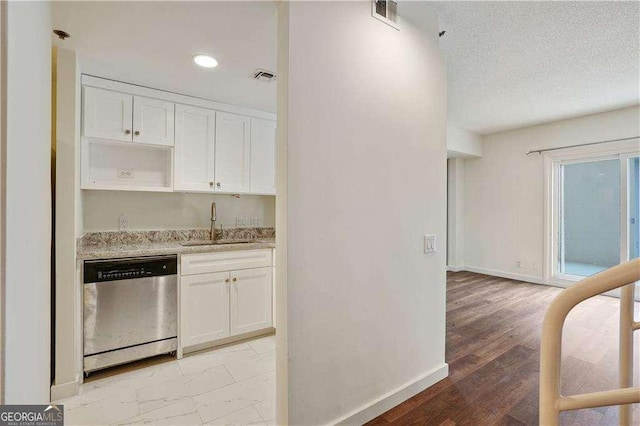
[55,335,276,426]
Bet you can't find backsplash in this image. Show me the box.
[82,191,275,232]
[82,227,275,246]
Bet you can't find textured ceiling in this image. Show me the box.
[429,1,640,135]
[53,1,277,113]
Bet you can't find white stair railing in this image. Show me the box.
[539,258,640,425]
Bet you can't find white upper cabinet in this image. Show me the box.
[83,87,133,142]
[174,104,216,192]
[83,87,175,147]
[80,77,276,195]
[132,96,175,146]
[250,118,276,195]
[214,112,251,193]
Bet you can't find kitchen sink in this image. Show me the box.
[180,240,255,247]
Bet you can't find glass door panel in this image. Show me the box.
[558,159,621,277]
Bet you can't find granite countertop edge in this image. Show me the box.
[77,239,276,261]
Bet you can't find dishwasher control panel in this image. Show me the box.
[84,255,178,283]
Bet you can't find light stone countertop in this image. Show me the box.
[77,228,276,260]
[77,238,276,260]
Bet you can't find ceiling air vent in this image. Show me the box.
[253,69,276,82]
[372,0,399,30]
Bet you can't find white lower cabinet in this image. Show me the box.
[180,272,230,347]
[230,267,273,336]
[180,250,273,351]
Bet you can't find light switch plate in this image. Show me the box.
[424,235,436,254]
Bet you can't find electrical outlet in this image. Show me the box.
[424,235,436,254]
[251,217,260,227]
[117,169,134,179]
[515,261,522,269]
[118,214,129,231]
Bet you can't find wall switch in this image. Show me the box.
[118,214,129,231]
[424,235,436,254]
[515,261,522,269]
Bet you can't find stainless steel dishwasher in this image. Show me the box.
[83,255,178,373]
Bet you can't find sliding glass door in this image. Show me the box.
[557,158,620,277]
[551,152,639,281]
[625,155,639,261]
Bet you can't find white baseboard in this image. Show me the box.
[332,363,449,425]
[50,374,81,402]
[459,266,639,300]
[463,266,545,285]
[446,265,464,272]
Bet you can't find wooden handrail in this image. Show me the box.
[539,258,640,426]
[557,387,640,411]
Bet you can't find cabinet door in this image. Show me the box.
[133,96,175,146]
[250,118,276,195]
[230,267,272,336]
[174,105,216,192]
[83,86,133,142]
[214,112,251,193]
[181,272,230,347]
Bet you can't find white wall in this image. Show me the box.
[447,125,482,158]
[82,192,275,232]
[282,2,447,424]
[464,106,640,281]
[447,158,464,269]
[4,1,52,403]
[0,0,6,404]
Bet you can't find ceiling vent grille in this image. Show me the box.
[253,69,276,82]
[372,0,399,30]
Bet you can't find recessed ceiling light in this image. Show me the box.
[193,54,218,68]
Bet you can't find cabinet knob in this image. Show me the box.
[232,277,237,282]
[225,278,229,283]
[209,182,214,186]
[216,182,221,188]
[124,129,131,135]
[134,131,140,136]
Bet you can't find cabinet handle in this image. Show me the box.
[225,278,230,283]
[209,182,214,187]
[216,182,221,188]
[134,130,140,136]
[232,277,237,282]
[124,129,131,135]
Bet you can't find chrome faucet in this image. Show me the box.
[210,202,217,241]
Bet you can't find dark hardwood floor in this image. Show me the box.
[367,271,640,426]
